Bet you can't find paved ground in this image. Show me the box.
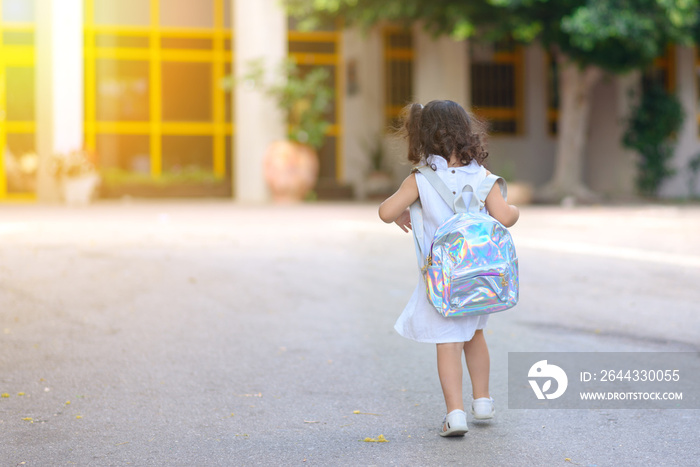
[0,201,699,466]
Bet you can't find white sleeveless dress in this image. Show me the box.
[394,155,490,343]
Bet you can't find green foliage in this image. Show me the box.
[286,0,700,73]
[100,167,224,187]
[622,82,684,197]
[239,59,334,151]
[557,0,698,71]
[687,152,700,197]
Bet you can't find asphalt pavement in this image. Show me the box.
[0,200,699,466]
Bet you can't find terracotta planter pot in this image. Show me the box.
[263,141,319,202]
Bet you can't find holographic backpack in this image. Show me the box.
[409,166,519,317]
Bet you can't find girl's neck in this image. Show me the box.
[447,156,466,167]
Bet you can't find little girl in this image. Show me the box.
[379,100,519,437]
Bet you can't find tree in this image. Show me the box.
[286,0,699,201]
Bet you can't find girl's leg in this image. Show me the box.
[463,330,490,399]
[436,342,465,412]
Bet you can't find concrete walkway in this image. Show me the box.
[0,201,698,466]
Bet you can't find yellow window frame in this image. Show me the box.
[471,46,524,136]
[0,7,36,202]
[383,26,413,129]
[545,53,559,137]
[84,0,233,180]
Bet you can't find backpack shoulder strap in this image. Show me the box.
[409,199,426,268]
[475,174,507,211]
[416,166,458,213]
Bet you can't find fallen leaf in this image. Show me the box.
[304,420,320,424]
[22,417,33,422]
[75,415,82,419]
[17,392,25,396]
[353,410,381,416]
[362,434,389,443]
[1,393,9,398]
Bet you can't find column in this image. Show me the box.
[233,0,287,202]
[413,25,468,108]
[35,0,84,202]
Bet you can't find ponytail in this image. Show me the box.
[404,103,424,165]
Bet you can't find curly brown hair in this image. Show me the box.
[400,100,489,167]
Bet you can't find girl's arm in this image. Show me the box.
[379,174,419,227]
[484,179,519,227]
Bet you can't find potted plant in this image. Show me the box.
[232,59,333,202]
[52,148,101,206]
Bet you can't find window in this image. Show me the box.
[470,39,523,135]
[84,0,232,184]
[0,0,36,200]
[383,26,413,129]
[647,46,676,92]
[288,18,343,182]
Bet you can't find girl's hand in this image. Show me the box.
[394,209,412,232]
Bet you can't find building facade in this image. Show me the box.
[1,0,699,202]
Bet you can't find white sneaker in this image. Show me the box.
[471,397,495,420]
[439,409,468,437]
